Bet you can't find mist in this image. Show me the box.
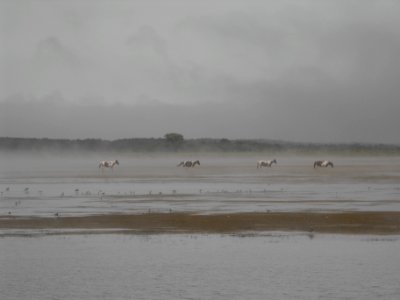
[1,0,400,143]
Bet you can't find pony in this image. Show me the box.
[314,160,334,168]
[177,160,200,167]
[99,159,119,171]
[257,159,277,168]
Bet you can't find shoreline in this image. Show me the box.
[1,211,400,235]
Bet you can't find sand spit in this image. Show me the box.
[1,211,400,235]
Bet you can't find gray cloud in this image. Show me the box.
[35,37,82,67]
[1,0,400,143]
[127,26,168,58]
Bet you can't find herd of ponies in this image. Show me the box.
[99,159,334,171]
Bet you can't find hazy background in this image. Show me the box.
[1,0,399,144]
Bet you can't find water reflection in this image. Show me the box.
[1,234,400,300]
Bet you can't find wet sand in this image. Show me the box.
[1,211,400,235]
[2,155,400,235]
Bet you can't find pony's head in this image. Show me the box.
[115,160,119,165]
[193,160,200,166]
[272,159,277,164]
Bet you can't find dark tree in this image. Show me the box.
[164,133,184,150]
[164,133,184,144]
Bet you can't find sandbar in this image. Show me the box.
[1,211,400,235]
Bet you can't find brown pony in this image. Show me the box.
[177,160,200,167]
[99,160,119,171]
[314,160,334,168]
[257,159,277,168]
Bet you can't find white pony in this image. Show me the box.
[99,159,119,171]
[257,159,277,168]
[177,160,200,167]
[314,160,334,168]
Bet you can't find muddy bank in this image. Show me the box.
[1,211,400,235]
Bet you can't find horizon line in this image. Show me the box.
[1,136,399,147]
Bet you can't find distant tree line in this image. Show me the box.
[0,135,399,155]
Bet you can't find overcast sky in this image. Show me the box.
[1,0,400,143]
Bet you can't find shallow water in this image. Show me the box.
[1,233,400,300]
[1,154,400,299]
[1,154,400,216]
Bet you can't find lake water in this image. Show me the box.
[1,154,400,217]
[1,233,400,300]
[1,154,400,299]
